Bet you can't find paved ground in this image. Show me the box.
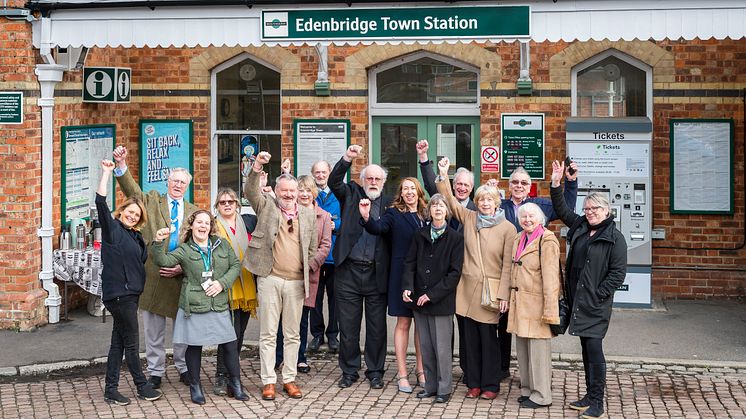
[1,354,745,418]
[0,299,744,418]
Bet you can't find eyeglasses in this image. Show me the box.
[510,180,530,186]
[583,205,604,213]
[365,177,383,184]
[218,200,237,206]
[287,218,294,233]
[169,179,188,186]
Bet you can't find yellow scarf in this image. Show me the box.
[216,221,258,315]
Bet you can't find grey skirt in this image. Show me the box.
[172,308,237,346]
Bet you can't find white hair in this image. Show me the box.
[359,164,388,184]
[517,202,547,225]
[168,167,192,184]
[453,167,474,187]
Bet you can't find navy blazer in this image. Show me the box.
[96,193,148,301]
[329,157,391,294]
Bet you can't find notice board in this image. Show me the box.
[293,119,350,178]
[61,125,115,224]
[670,119,733,214]
[139,119,194,201]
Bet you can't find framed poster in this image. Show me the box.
[61,124,116,224]
[139,119,194,201]
[293,119,350,178]
[500,113,545,179]
[670,119,733,214]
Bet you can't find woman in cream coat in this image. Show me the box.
[498,203,560,409]
[435,157,515,400]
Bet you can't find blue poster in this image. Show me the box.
[139,120,193,201]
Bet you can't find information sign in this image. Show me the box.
[139,120,194,201]
[293,120,350,178]
[83,67,131,103]
[0,92,22,124]
[500,113,544,179]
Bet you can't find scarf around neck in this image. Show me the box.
[430,222,447,242]
[476,208,506,231]
[515,225,545,260]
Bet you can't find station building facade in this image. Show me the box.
[0,0,744,329]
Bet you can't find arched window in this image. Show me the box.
[572,50,652,118]
[211,54,281,205]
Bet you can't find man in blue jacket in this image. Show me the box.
[309,160,341,353]
[497,163,579,380]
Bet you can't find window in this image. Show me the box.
[212,55,282,206]
[375,54,478,105]
[572,51,651,118]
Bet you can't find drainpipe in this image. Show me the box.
[35,63,65,323]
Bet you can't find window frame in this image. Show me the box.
[210,52,282,205]
[571,49,652,119]
[369,51,481,117]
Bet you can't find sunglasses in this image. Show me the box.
[287,218,294,233]
[218,200,237,206]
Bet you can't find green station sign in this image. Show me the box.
[262,6,530,41]
[501,113,545,179]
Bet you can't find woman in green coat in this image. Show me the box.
[152,210,247,405]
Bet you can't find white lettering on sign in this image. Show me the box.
[423,16,478,30]
[85,70,113,99]
[381,16,420,31]
[296,17,378,35]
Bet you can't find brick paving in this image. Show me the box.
[1,354,744,418]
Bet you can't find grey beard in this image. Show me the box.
[365,189,381,200]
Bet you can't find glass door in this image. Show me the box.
[372,116,479,197]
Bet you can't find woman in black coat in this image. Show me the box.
[96,160,161,405]
[550,160,627,419]
[401,194,464,403]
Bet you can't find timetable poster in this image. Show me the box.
[61,125,115,224]
[139,120,193,201]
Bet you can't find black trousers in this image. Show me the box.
[335,260,387,380]
[215,309,251,377]
[461,316,500,392]
[103,295,147,393]
[580,336,605,365]
[310,263,339,342]
[188,341,241,384]
[498,311,512,372]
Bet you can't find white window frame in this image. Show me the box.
[571,49,653,119]
[369,51,481,117]
[210,52,281,204]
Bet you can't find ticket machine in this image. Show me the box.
[565,117,653,307]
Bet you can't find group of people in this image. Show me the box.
[95,140,626,419]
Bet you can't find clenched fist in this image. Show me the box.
[359,198,371,221]
[154,227,171,242]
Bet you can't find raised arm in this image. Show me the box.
[416,140,438,197]
[434,157,469,224]
[244,151,271,216]
[95,160,118,244]
[112,146,145,200]
[329,145,362,203]
[549,160,580,227]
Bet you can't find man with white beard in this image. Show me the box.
[328,145,392,390]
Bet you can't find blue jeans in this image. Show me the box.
[276,306,310,365]
[103,295,147,393]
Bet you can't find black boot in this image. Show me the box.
[569,361,592,412]
[214,346,228,395]
[190,382,206,405]
[226,377,249,401]
[580,363,606,419]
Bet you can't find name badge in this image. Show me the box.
[202,271,213,280]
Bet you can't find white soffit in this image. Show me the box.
[32,1,746,49]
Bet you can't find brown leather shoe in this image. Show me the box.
[283,382,303,399]
[261,384,275,401]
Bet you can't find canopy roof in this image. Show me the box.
[29,0,746,48]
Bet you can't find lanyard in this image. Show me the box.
[195,240,212,271]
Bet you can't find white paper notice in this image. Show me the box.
[296,121,349,178]
[671,121,731,212]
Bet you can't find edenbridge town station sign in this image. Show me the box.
[262,6,530,41]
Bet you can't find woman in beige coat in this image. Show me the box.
[435,157,515,400]
[498,203,560,409]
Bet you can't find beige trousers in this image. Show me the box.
[515,336,553,405]
[258,275,305,385]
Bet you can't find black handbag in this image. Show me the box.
[538,235,570,336]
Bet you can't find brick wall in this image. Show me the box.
[0,7,47,330]
[1,33,743,329]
